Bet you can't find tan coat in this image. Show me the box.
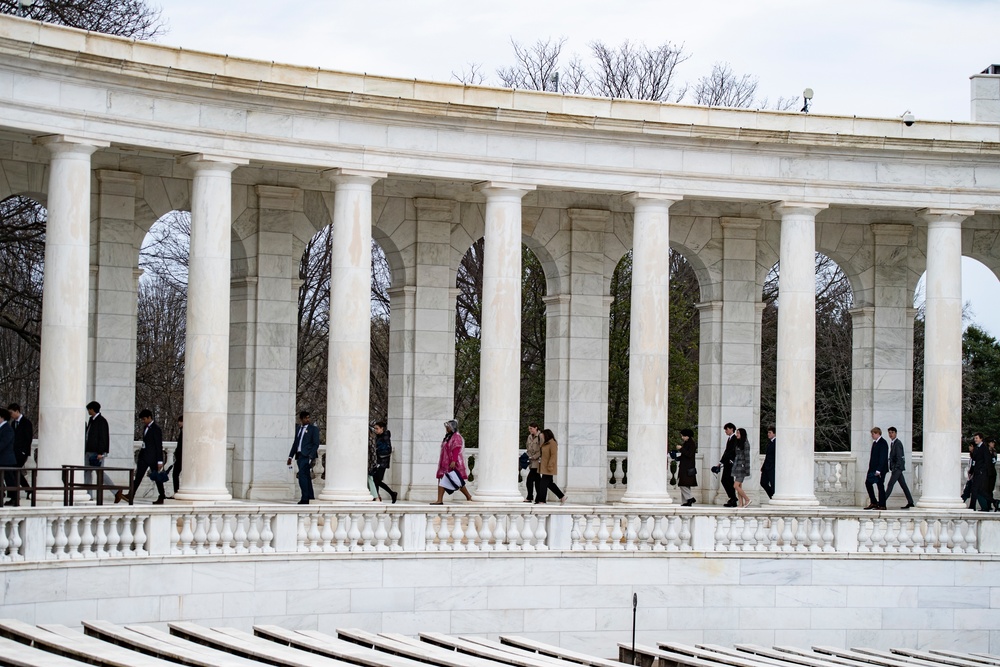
[540,438,558,476]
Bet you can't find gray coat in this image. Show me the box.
[888,438,905,472]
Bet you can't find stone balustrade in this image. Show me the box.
[2,505,998,564]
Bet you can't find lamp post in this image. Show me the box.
[801,87,814,113]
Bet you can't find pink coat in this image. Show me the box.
[437,432,468,480]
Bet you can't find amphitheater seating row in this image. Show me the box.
[0,618,997,667]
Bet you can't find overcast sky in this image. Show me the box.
[156,0,1000,335]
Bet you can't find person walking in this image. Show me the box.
[717,423,738,507]
[432,420,472,504]
[523,423,543,502]
[535,428,567,504]
[117,409,165,504]
[172,415,183,497]
[0,408,15,506]
[884,426,915,509]
[7,403,32,500]
[670,428,698,506]
[286,410,319,504]
[971,433,993,511]
[760,427,776,500]
[864,427,889,510]
[732,427,752,508]
[371,421,397,503]
[84,401,114,501]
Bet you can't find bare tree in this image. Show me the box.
[496,37,566,91]
[452,63,487,85]
[2,0,166,39]
[589,40,690,102]
[693,62,800,110]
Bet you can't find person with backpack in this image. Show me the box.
[370,421,397,503]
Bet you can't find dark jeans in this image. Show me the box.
[371,464,394,497]
[172,456,182,494]
[525,469,541,500]
[296,456,315,502]
[536,474,564,503]
[974,492,992,511]
[760,475,775,499]
[865,473,886,507]
[885,470,914,506]
[721,464,736,504]
[132,458,165,499]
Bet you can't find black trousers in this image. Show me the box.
[172,457,182,494]
[760,474,775,499]
[865,473,886,507]
[536,474,564,503]
[525,469,541,500]
[721,464,736,503]
[371,464,395,497]
[132,458,165,499]
[885,470,914,505]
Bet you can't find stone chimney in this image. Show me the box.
[971,65,1000,122]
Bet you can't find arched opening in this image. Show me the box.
[912,257,1000,450]
[760,252,854,451]
[607,248,700,451]
[0,195,46,414]
[452,239,548,452]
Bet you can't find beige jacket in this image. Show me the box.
[540,438,558,476]
[525,432,543,469]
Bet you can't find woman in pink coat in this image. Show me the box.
[432,419,473,504]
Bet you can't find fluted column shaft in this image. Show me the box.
[34,136,108,504]
[770,203,826,506]
[621,194,679,505]
[473,183,533,502]
[173,155,246,502]
[918,211,969,509]
[319,169,386,501]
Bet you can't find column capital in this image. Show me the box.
[625,192,682,208]
[178,153,249,172]
[695,300,723,316]
[255,185,302,211]
[474,182,535,198]
[35,134,109,156]
[542,293,571,315]
[919,208,974,224]
[849,305,876,327]
[870,222,913,245]
[772,202,828,217]
[387,285,417,300]
[323,168,387,186]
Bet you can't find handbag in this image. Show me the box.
[438,469,465,494]
[518,452,530,470]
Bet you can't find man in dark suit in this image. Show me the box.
[865,427,889,510]
[0,408,16,505]
[287,410,319,504]
[117,409,165,504]
[7,403,32,500]
[971,433,993,512]
[760,426,776,500]
[717,422,738,507]
[885,426,915,509]
[84,400,114,500]
[172,415,183,497]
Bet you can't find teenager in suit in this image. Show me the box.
[670,428,698,506]
[718,422,738,507]
[760,427,776,500]
[885,426,915,509]
[7,403,32,500]
[971,433,993,511]
[172,415,183,496]
[116,409,165,504]
[0,408,16,505]
[84,401,114,501]
[865,427,889,510]
[287,410,320,504]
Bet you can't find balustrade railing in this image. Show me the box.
[2,505,998,564]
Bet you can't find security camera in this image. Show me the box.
[901,111,915,127]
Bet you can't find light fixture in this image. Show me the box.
[801,88,814,113]
[901,110,915,127]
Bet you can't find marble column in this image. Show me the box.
[473,182,534,503]
[173,154,247,502]
[387,198,460,501]
[918,210,970,509]
[319,169,386,502]
[770,203,826,507]
[696,300,723,503]
[621,194,679,505]
[34,135,108,504]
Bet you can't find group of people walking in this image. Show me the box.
[962,433,998,511]
[677,423,775,508]
[522,423,566,504]
[0,403,32,506]
[864,426,916,510]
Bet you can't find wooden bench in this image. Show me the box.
[253,625,432,667]
[81,621,261,667]
[733,644,850,667]
[418,633,570,667]
[659,642,806,667]
[886,650,995,667]
[930,652,1000,667]
[169,622,351,667]
[0,635,95,667]
[336,628,494,667]
[498,635,622,667]
[0,619,177,667]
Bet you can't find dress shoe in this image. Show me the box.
[297,500,310,505]
[878,505,887,510]
[114,490,125,504]
[724,500,737,508]
[152,496,165,505]
[390,491,398,504]
[863,503,877,510]
[901,503,914,509]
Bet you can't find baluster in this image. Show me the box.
[45,517,56,556]
[608,456,618,486]
[924,519,940,554]
[347,514,362,552]
[96,516,110,557]
[53,518,69,559]
[666,516,681,552]
[506,515,522,550]
[777,517,792,552]
[178,515,194,555]
[896,519,911,554]
[360,514,376,552]
[534,514,548,550]
[479,514,494,552]
[908,518,924,553]
[678,516,692,551]
[582,516,598,551]
[493,515,507,551]
[206,515,222,554]
[569,514,584,551]
[884,519,901,554]
[133,516,148,557]
[870,519,886,553]
[260,514,274,552]
[65,516,82,559]
[465,514,481,552]
[636,515,652,551]
[388,514,402,551]
[766,517,780,551]
[740,517,755,552]
[219,515,234,554]
[231,515,247,554]
[79,516,95,558]
[834,462,843,490]
[120,516,135,557]
[949,520,964,554]
[822,518,836,553]
[595,516,611,551]
[243,515,260,553]
[806,518,821,553]
[295,516,307,553]
[857,518,872,553]
[520,515,535,552]
[610,517,624,551]
[451,514,467,552]
[334,514,350,552]
[793,518,809,553]
[0,520,9,561]
[374,515,390,552]
[624,517,638,551]
[425,513,440,551]
[650,516,666,552]
[754,517,768,552]
[317,514,333,551]
[304,515,319,552]
[193,515,208,554]
[727,517,742,552]
[714,516,730,552]
[964,519,978,554]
